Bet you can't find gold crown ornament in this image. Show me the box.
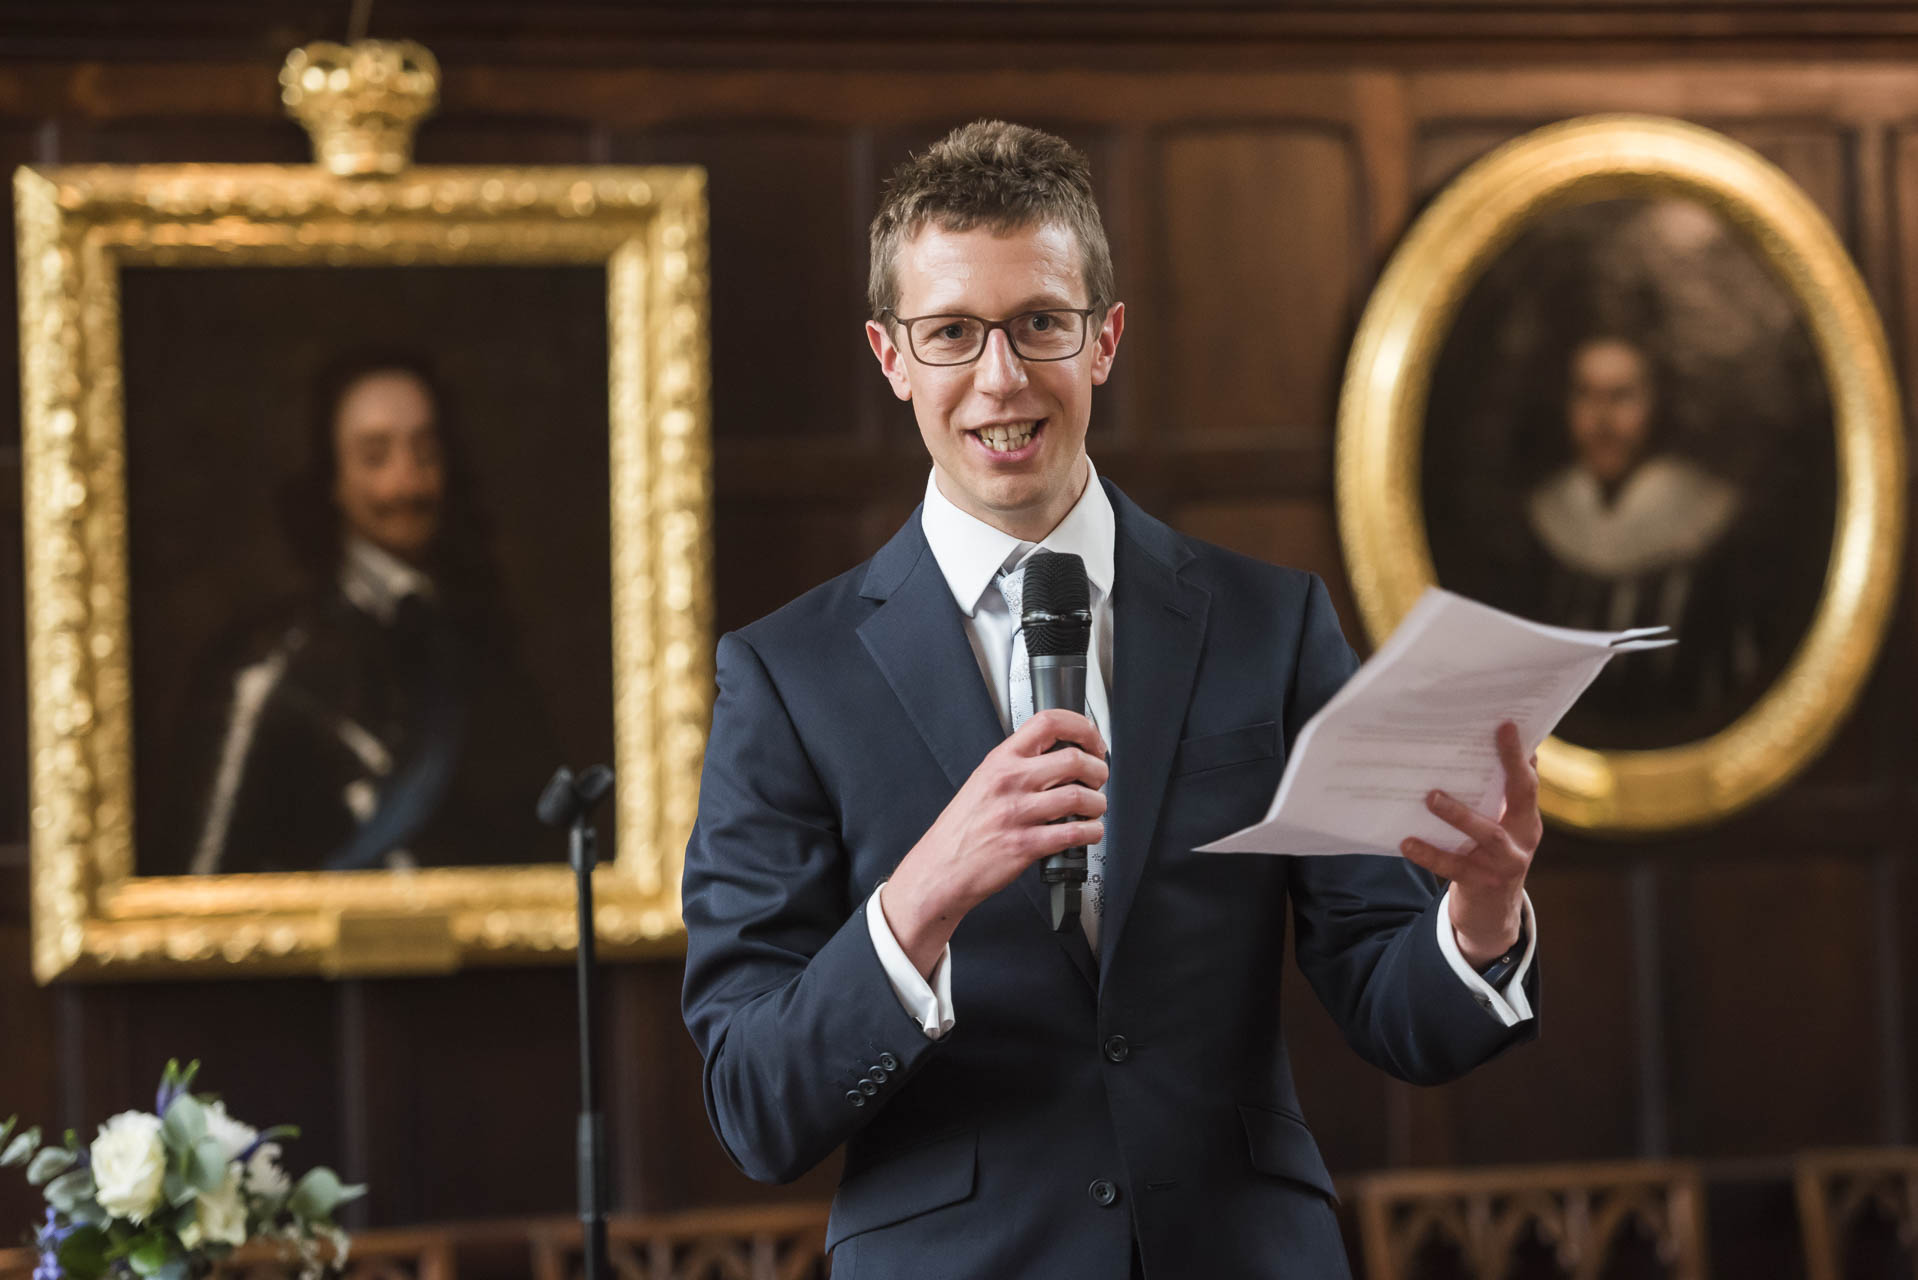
[280,39,439,176]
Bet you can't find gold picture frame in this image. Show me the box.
[1336,115,1904,835]
[16,143,712,980]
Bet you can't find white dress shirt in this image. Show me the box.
[868,459,1537,1039]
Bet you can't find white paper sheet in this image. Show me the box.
[1197,588,1674,857]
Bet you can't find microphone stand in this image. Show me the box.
[538,764,615,1280]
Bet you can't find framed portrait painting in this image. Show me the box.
[1336,115,1904,835]
[16,142,712,978]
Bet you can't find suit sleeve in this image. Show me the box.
[1282,575,1540,1085]
[680,631,946,1184]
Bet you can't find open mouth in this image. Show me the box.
[970,419,1046,458]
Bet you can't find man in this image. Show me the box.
[681,121,1540,1279]
[1525,334,1756,739]
[174,351,557,874]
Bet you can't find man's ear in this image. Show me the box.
[867,320,913,402]
[1089,301,1125,387]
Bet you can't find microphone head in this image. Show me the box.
[1021,550,1092,658]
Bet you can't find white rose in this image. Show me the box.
[203,1101,258,1162]
[89,1111,167,1223]
[243,1142,291,1198]
[179,1164,249,1250]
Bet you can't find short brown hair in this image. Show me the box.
[868,119,1115,322]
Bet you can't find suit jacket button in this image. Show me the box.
[857,1079,879,1097]
[1089,1179,1120,1207]
[845,1090,866,1108]
[868,1066,889,1083]
[878,1052,900,1071]
[1103,1035,1130,1063]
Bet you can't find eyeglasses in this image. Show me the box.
[883,304,1104,366]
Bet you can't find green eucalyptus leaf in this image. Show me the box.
[151,1259,189,1280]
[188,1136,227,1194]
[161,1094,206,1151]
[68,1195,109,1227]
[58,1224,110,1280]
[0,1125,41,1166]
[163,1167,196,1209]
[287,1166,364,1221]
[26,1144,76,1186]
[126,1235,171,1277]
[44,1166,96,1214]
[0,1116,15,1149]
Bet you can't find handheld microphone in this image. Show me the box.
[1020,550,1093,933]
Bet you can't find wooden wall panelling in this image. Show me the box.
[0,855,57,1241]
[1439,861,1643,1165]
[1152,123,1366,447]
[50,116,307,164]
[1661,852,1885,1156]
[348,971,580,1226]
[609,125,867,446]
[411,116,606,166]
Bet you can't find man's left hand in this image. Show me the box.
[1399,721,1541,968]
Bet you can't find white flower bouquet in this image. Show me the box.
[5,1061,364,1280]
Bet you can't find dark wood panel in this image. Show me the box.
[709,493,889,635]
[350,970,579,1224]
[1663,853,1884,1156]
[413,115,603,165]
[1442,864,1641,1163]
[51,116,307,164]
[1154,125,1362,442]
[611,125,864,443]
[0,860,57,1238]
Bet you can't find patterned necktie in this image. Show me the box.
[997,561,1104,946]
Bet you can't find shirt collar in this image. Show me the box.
[920,456,1116,617]
[339,534,436,624]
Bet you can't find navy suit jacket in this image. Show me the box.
[681,480,1538,1279]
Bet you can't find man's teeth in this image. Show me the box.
[978,422,1039,452]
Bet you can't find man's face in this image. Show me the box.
[1566,338,1654,488]
[332,369,444,563]
[867,221,1124,540]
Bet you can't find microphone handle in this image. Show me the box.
[1029,654,1089,932]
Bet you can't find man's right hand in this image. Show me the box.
[879,708,1108,978]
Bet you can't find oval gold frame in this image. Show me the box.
[1335,115,1905,835]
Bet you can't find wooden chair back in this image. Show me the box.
[1795,1147,1918,1280]
[528,1204,831,1280]
[1351,1159,1710,1280]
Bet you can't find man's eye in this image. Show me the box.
[937,323,968,341]
[1028,313,1055,331]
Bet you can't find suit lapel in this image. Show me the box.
[1098,485,1210,980]
[858,512,1099,991]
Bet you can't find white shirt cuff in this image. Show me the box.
[866,883,956,1040]
[1436,886,1537,1027]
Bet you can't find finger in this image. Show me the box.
[1022,819,1106,861]
[1496,722,1538,812]
[1427,790,1510,854]
[1399,837,1472,882]
[1024,784,1107,824]
[1010,709,1106,759]
[1028,746,1110,792]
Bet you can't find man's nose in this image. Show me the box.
[973,327,1028,394]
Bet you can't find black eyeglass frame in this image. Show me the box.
[881,301,1109,367]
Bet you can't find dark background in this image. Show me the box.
[1,4,1914,1275]
[120,264,613,873]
